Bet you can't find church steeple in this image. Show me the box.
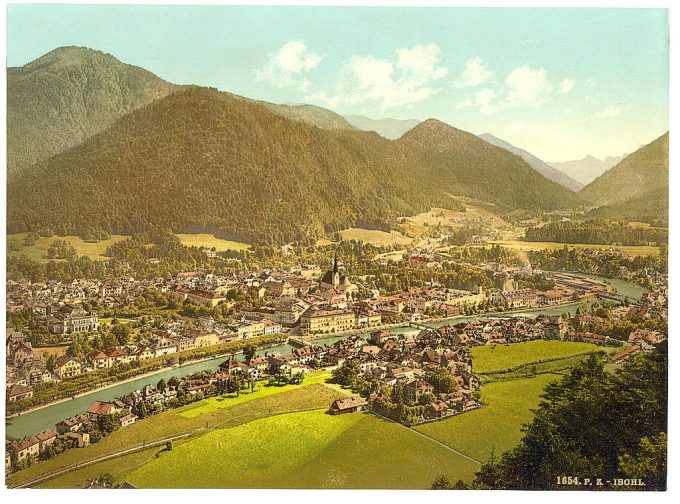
[333,250,339,274]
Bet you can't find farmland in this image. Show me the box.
[178,371,343,418]
[175,233,251,251]
[126,409,479,489]
[7,384,344,488]
[6,233,128,263]
[338,227,413,246]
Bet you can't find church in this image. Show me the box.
[319,252,358,298]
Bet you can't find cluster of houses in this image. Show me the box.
[322,329,482,423]
[6,330,56,402]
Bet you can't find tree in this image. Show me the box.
[88,429,103,444]
[97,473,114,488]
[45,353,57,372]
[97,414,120,435]
[618,432,667,490]
[165,440,173,451]
[111,323,131,346]
[431,475,452,490]
[470,344,667,490]
[157,378,167,392]
[418,392,436,406]
[168,376,179,388]
[426,367,457,394]
[243,344,257,362]
[331,360,361,387]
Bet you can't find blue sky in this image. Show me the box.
[6,5,669,161]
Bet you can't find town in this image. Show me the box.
[6,283,667,475]
[6,249,667,407]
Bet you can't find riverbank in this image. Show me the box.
[7,336,287,420]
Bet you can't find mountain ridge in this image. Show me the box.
[7,46,179,174]
[548,153,626,186]
[7,87,580,245]
[478,133,583,192]
[579,132,668,208]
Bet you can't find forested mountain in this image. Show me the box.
[549,154,625,186]
[7,46,178,174]
[479,133,583,191]
[343,115,421,140]
[397,120,583,210]
[579,133,668,210]
[588,188,668,227]
[7,87,580,245]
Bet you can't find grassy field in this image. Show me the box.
[178,371,343,418]
[7,233,128,262]
[415,374,558,463]
[485,240,659,257]
[479,353,603,382]
[175,233,250,251]
[471,340,605,373]
[127,409,479,489]
[7,383,343,487]
[338,227,413,246]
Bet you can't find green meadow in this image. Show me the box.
[127,409,479,489]
[175,233,250,251]
[415,374,559,462]
[9,384,343,488]
[471,340,605,373]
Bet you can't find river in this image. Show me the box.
[6,272,644,439]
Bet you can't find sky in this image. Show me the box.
[6,4,669,162]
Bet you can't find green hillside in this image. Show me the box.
[588,187,669,227]
[7,88,580,245]
[398,119,584,210]
[7,46,178,174]
[579,132,668,207]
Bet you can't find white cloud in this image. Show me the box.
[462,65,552,115]
[558,79,576,94]
[474,89,502,115]
[305,43,448,112]
[255,40,324,88]
[453,57,493,88]
[504,65,552,107]
[582,105,625,122]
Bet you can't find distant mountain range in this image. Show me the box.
[478,133,583,192]
[343,115,421,140]
[548,154,626,186]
